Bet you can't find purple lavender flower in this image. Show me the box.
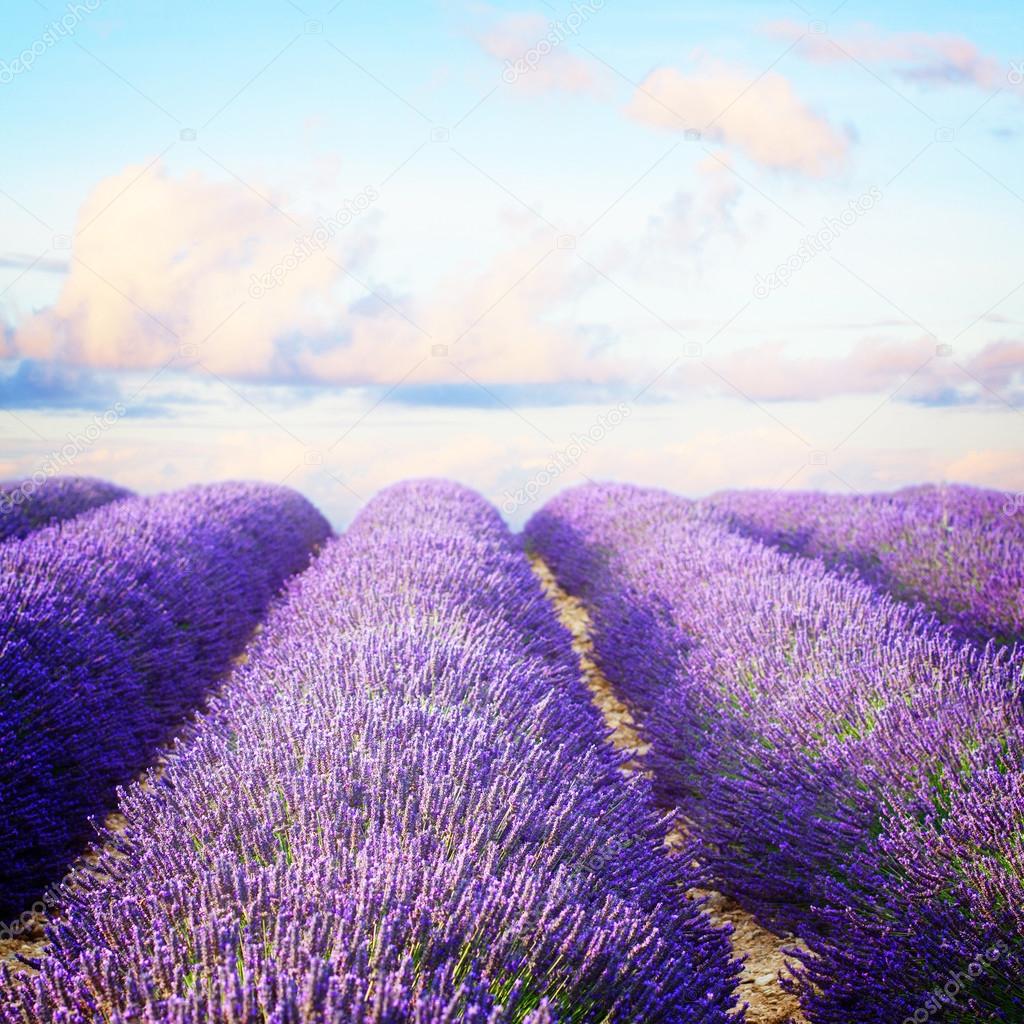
[0,476,131,542]
[0,482,331,918]
[527,482,1024,1022]
[0,480,740,1024]
[709,484,1024,645]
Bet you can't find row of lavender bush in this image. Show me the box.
[526,483,1023,1023]
[1,480,741,1024]
[0,483,331,919]
[0,476,131,542]
[709,483,1023,645]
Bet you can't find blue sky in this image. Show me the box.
[1,0,1022,525]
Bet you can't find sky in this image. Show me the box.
[1,0,1022,527]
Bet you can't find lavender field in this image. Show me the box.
[0,475,1021,1023]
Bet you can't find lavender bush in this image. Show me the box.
[0,483,331,919]
[0,480,741,1024]
[0,476,131,542]
[709,484,1024,645]
[527,482,1024,1022]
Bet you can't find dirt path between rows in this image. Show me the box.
[531,555,806,1024]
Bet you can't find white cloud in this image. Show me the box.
[10,162,623,390]
[765,20,1021,95]
[475,10,604,96]
[627,64,849,176]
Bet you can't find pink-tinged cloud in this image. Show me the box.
[672,335,1024,404]
[944,449,1024,490]
[691,336,936,401]
[9,162,623,389]
[627,65,848,176]
[765,20,1019,94]
[14,163,354,377]
[964,339,1024,392]
[8,165,1022,408]
[477,12,602,96]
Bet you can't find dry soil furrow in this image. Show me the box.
[530,554,806,1024]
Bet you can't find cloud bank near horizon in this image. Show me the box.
[2,0,1023,514]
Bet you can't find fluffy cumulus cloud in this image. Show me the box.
[626,64,849,175]
[8,162,622,391]
[476,9,605,95]
[765,20,1022,94]
[14,164,350,378]
[308,233,624,390]
[6,164,1021,410]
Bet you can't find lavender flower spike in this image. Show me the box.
[1,480,741,1023]
[0,482,331,918]
[0,476,131,543]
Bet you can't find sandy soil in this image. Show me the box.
[530,555,806,1024]
[0,919,47,971]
